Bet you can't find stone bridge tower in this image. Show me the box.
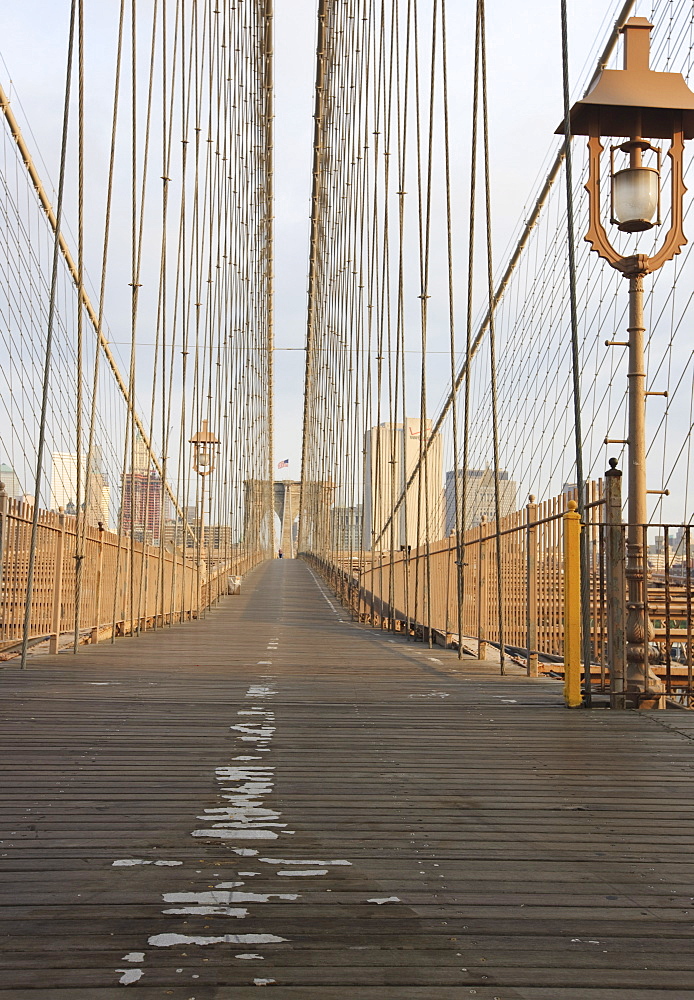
[273,480,302,558]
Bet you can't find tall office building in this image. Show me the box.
[331,505,363,552]
[132,433,152,474]
[120,471,164,543]
[444,467,517,534]
[120,434,164,543]
[0,463,23,500]
[363,418,443,551]
[51,453,79,512]
[89,472,111,526]
[51,452,110,525]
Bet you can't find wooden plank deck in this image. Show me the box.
[1,557,693,998]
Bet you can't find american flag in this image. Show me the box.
[277,458,289,469]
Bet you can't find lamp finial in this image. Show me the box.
[621,17,652,73]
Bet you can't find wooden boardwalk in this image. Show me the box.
[1,558,694,999]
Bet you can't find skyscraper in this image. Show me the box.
[51,453,80,512]
[120,434,164,543]
[51,452,110,524]
[0,463,22,500]
[331,504,363,552]
[444,467,517,534]
[363,418,443,551]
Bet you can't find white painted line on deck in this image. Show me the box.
[149,934,287,948]
[276,869,328,877]
[121,677,318,979]
[116,968,143,984]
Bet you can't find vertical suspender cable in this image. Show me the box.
[73,0,85,653]
[299,0,327,554]
[178,2,190,623]
[420,0,439,647]
[479,0,506,674]
[398,0,413,636]
[411,0,424,632]
[156,0,170,626]
[369,0,637,553]
[128,0,138,636]
[20,0,76,669]
[265,0,274,546]
[440,0,462,656]
[82,0,126,646]
[134,0,160,630]
[561,0,591,706]
[461,0,481,661]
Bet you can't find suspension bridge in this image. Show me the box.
[2,0,694,995]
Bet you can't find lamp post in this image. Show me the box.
[189,420,220,598]
[562,17,694,707]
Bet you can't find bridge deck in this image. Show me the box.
[1,559,694,999]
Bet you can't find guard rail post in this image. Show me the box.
[563,500,582,707]
[477,516,488,659]
[526,495,539,676]
[49,508,66,655]
[605,458,627,708]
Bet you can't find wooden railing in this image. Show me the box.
[307,481,606,667]
[307,479,694,706]
[0,492,258,654]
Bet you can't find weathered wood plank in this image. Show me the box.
[0,559,692,994]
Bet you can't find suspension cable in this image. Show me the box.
[19,0,77,670]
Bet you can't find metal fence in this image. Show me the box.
[0,491,253,656]
[643,523,694,707]
[307,478,694,708]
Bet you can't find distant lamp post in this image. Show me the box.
[562,16,694,706]
[190,419,219,479]
[189,420,219,561]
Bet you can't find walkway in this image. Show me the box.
[1,559,693,998]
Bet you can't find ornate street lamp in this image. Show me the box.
[189,420,219,561]
[189,419,219,479]
[562,17,694,706]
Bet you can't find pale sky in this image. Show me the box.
[0,0,628,478]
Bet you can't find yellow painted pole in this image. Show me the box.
[563,500,583,708]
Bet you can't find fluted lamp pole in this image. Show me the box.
[189,420,220,568]
[561,17,694,707]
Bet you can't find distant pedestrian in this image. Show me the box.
[278,549,283,559]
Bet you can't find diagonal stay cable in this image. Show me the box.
[561,0,592,705]
[0,82,193,535]
[371,0,636,549]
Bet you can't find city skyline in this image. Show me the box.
[444,467,518,535]
[50,452,110,525]
[363,419,444,551]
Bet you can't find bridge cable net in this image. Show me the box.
[299,0,694,697]
[0,0,274,662]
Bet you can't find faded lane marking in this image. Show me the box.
[116,969,143,984]
[408,691,449,699]
[149,933,287,948]
[112,859,182,867]
[259,857,351,866]
[277,869,328,877]
[116,680,291,985]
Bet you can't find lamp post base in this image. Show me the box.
[625,605,664,708]
[623,687,664,710]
